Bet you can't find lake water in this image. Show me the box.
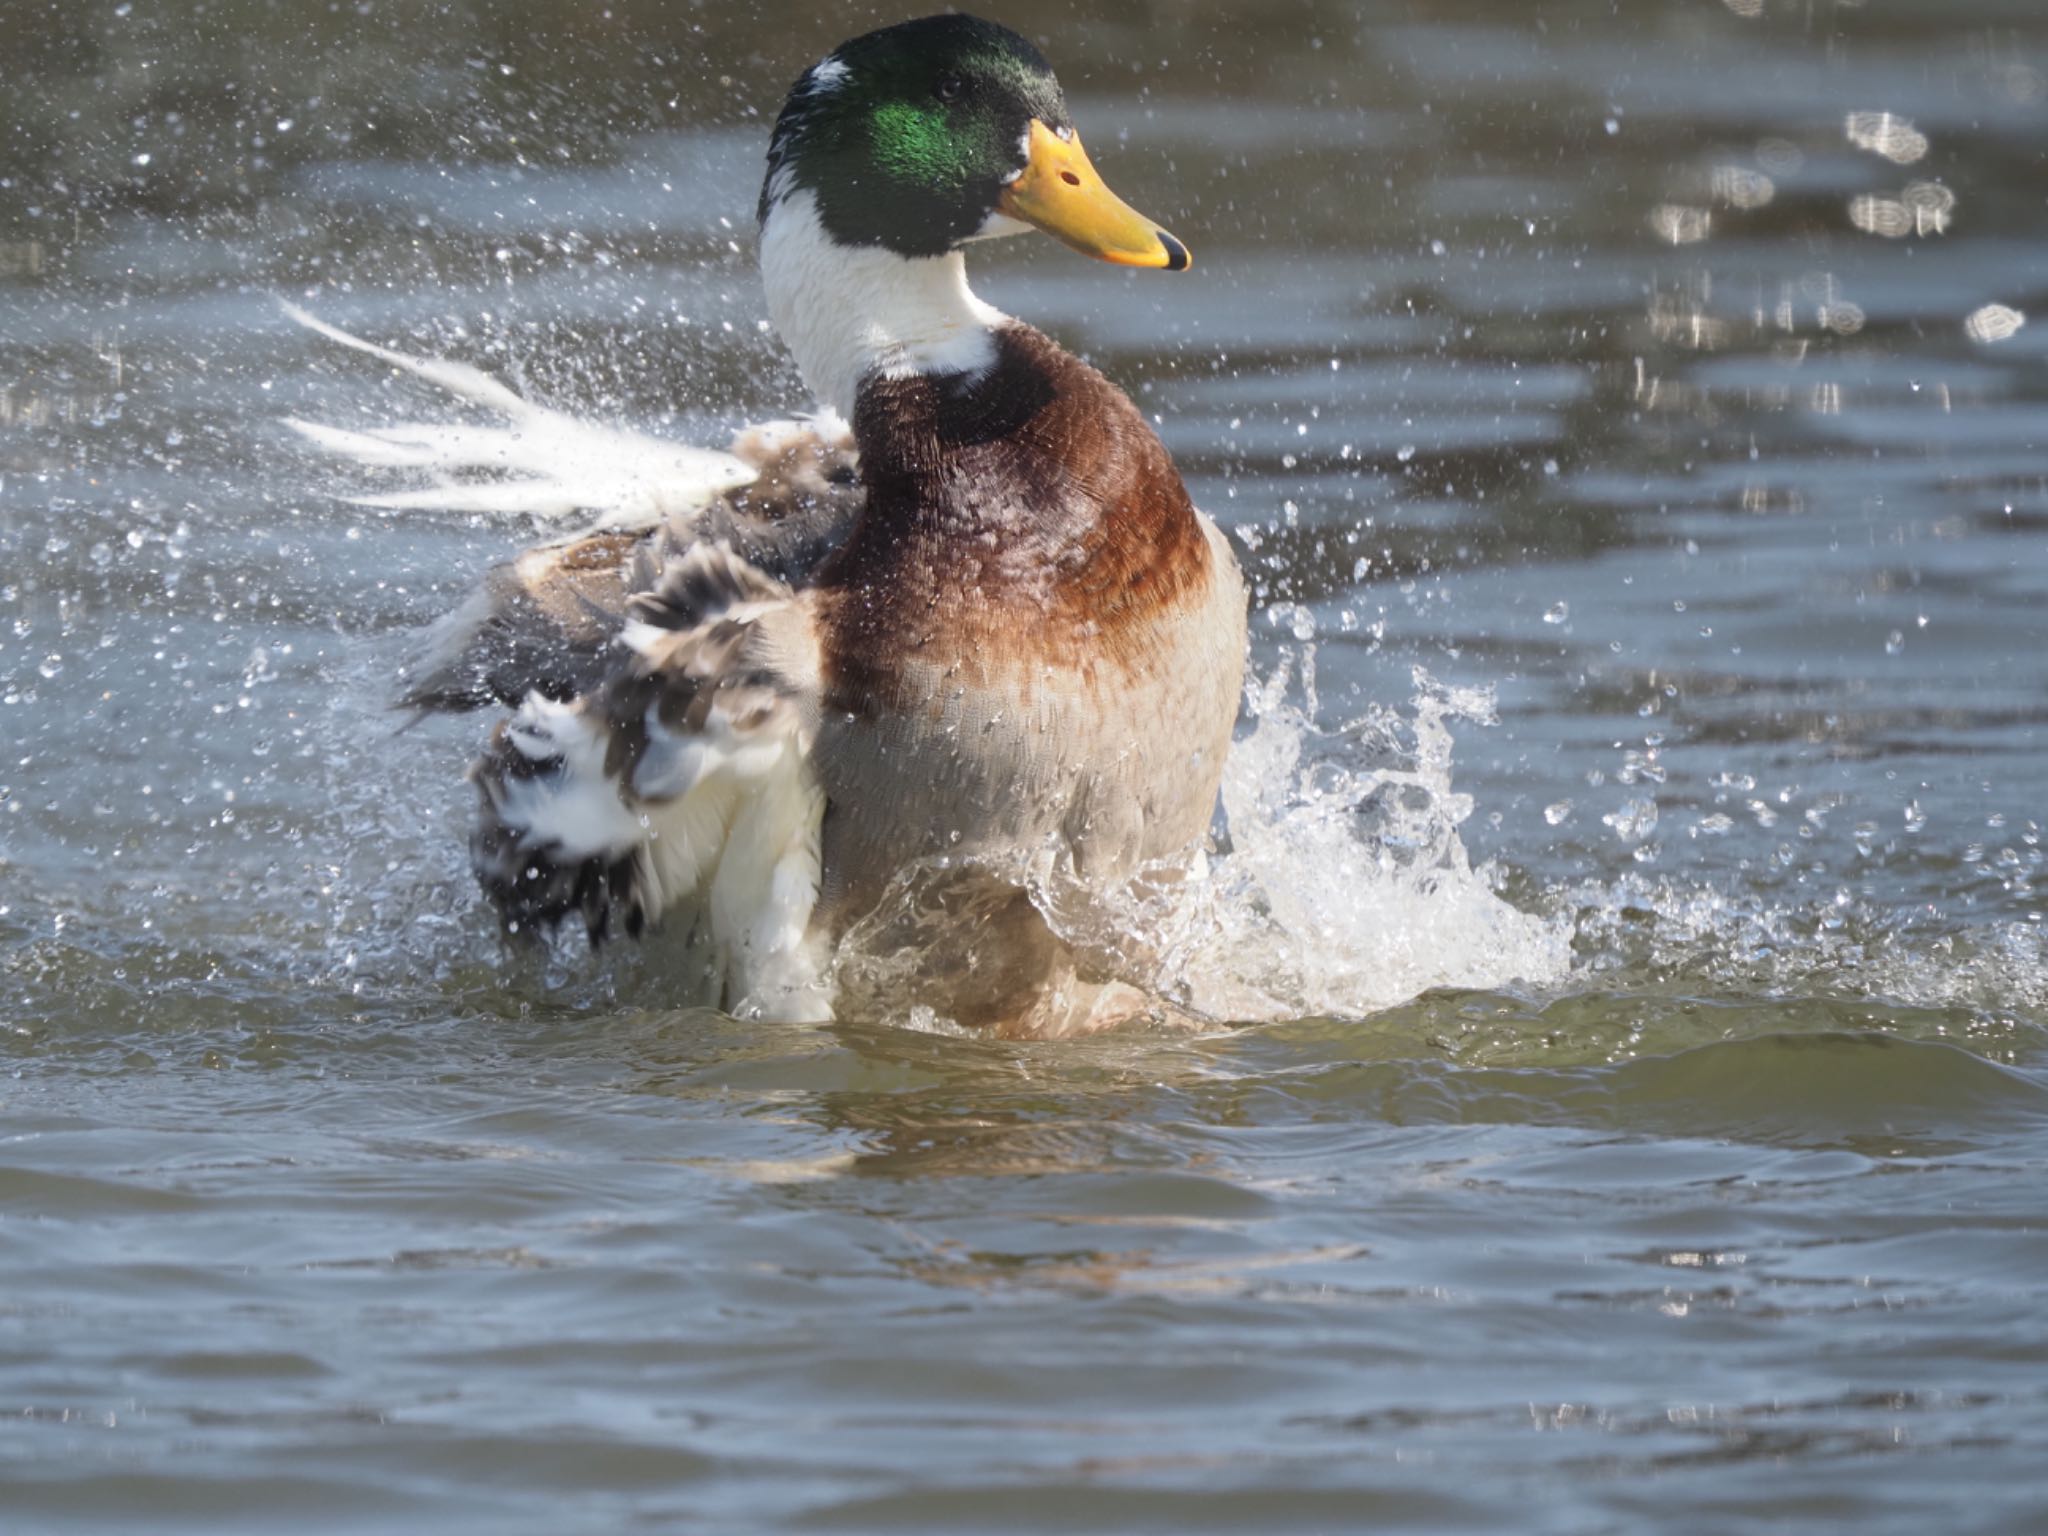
[4,1,2047,1530]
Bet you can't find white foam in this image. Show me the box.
[1076,654,1574,1022]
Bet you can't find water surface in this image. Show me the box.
[3,1,2047,1530]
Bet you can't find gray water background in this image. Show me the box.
[3,0,2048,1530]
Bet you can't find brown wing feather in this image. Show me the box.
[400,422,858,713]
[401,532,640,711]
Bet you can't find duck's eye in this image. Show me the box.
[934,74,964,104]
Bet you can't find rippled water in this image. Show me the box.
[4,1,2048,1530]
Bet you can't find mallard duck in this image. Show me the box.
[290,14,1246,1036]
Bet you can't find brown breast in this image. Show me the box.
[812,322,1215,709]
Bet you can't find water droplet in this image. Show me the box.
[1845,110,1928,165]
[1603,798,1659,844]
[1965,303,2025,343]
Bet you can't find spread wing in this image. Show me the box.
[285,305,858,1019]
[470,544,830,1021]
[397,419,861,711]
[277,304,861,710]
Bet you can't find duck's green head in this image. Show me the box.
[759,14,1188,271]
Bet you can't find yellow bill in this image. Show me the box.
[997,119,1190,271]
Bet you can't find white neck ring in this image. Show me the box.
[758,189,1008,420]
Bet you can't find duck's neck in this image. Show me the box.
[759,189,1006,421]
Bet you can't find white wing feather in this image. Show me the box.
[281,300,755,531]
[484,686,828,1023]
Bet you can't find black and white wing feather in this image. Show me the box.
[471,544,828,1021]
[285,306,858,1021]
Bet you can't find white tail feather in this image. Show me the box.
[282,300,755,532]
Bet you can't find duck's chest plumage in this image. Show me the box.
[802,322,1246,920]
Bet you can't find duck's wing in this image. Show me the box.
[279,303,863,710]
[397,419,861,712]
[471,543,829,1021]
[400,530,641,712]
[693,418,864,584]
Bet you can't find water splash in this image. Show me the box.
[960,651,2043,1034]
[751,655,1574,1034]
[1026,654,1574,1025]
[1566,868,2048,1021]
